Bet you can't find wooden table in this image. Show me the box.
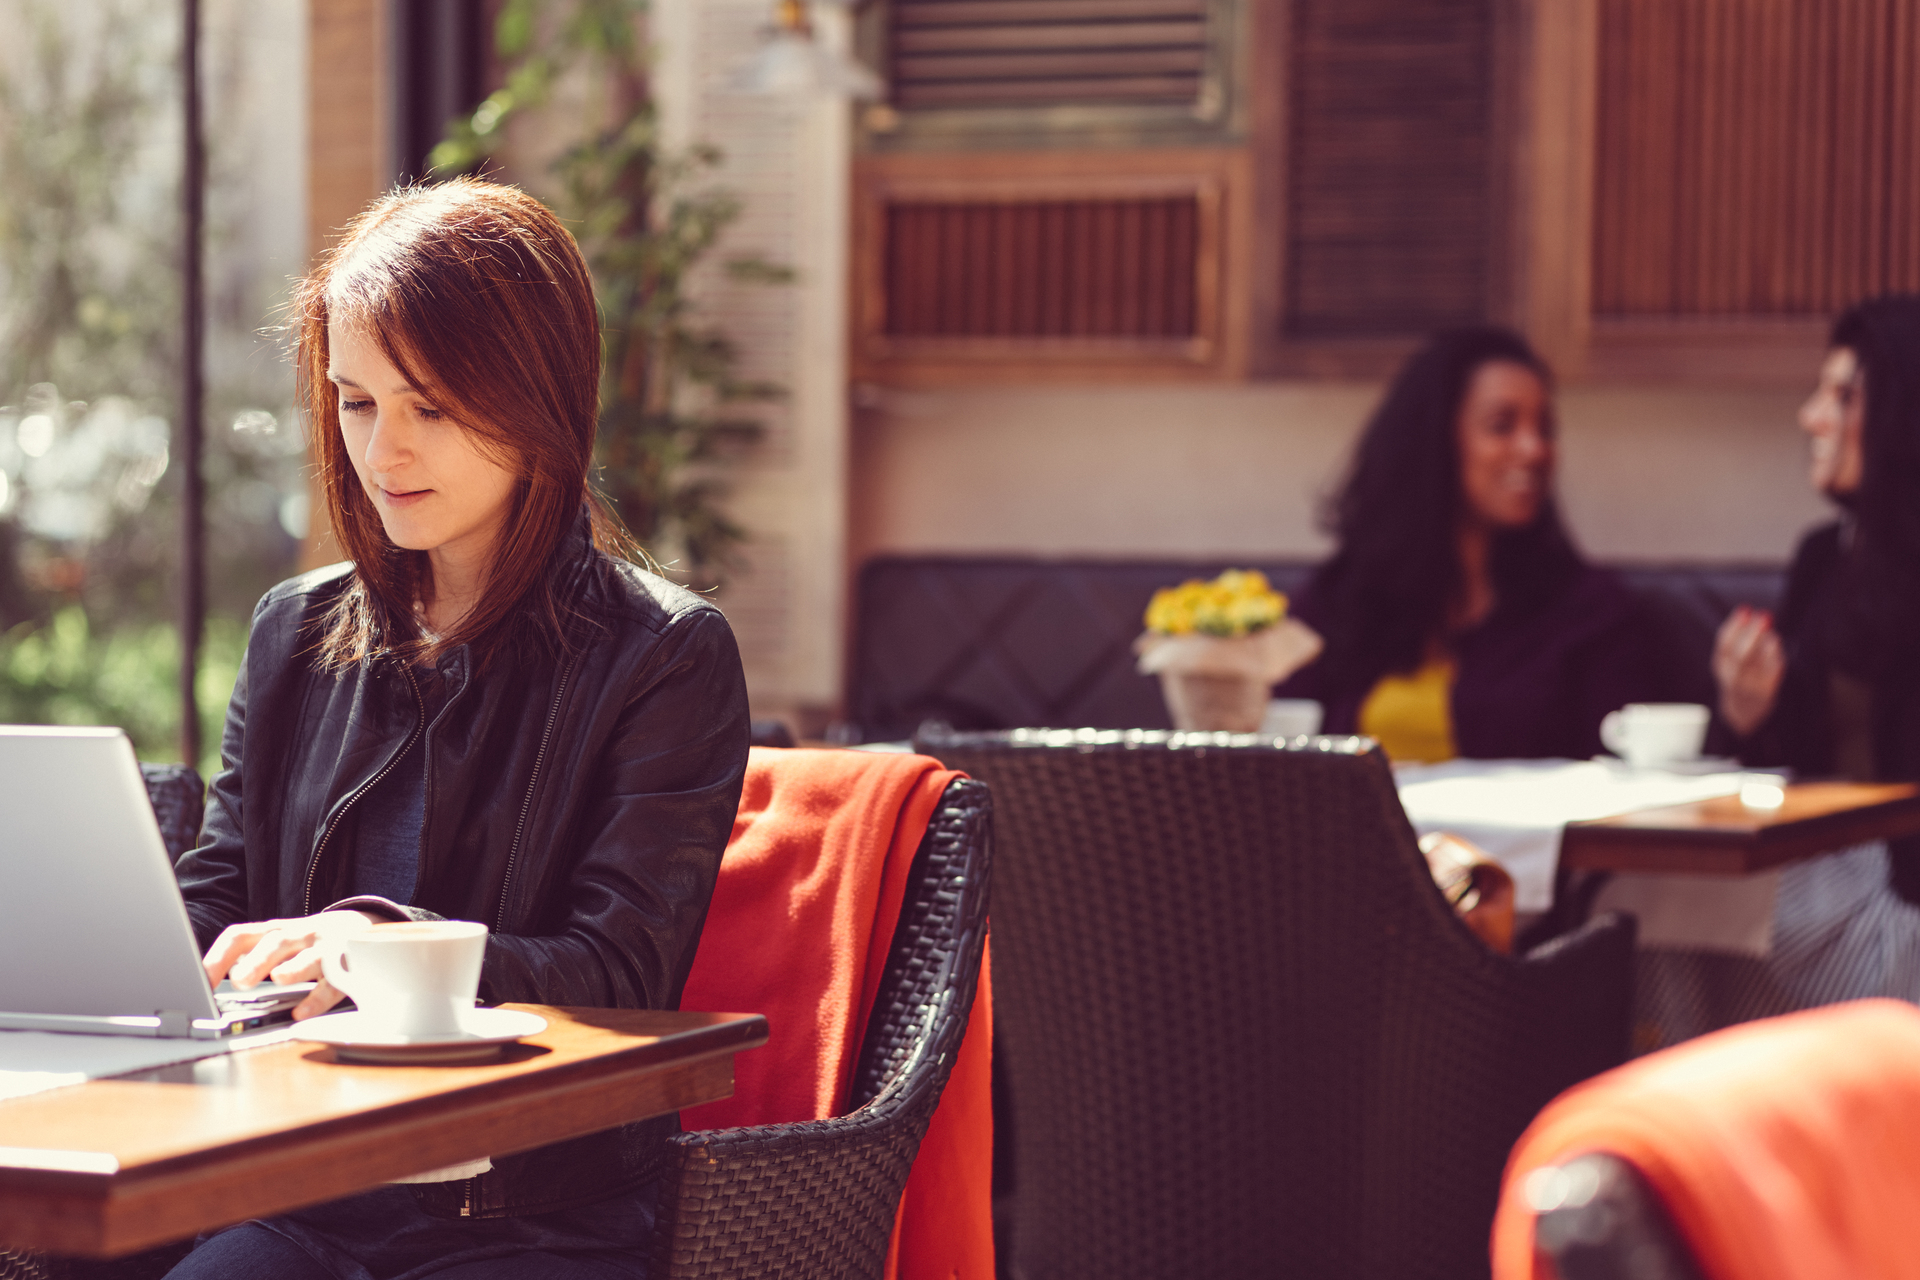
[1561,781,1920,875]
[0,1005,767,1259]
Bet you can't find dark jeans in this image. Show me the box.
[164,1182,656,1280]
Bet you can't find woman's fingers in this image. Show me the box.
[1718,610,1783,737]
[291,979,348,1022]
[1714,608,1759,679]
[230,928,319,989]
[1754,626,1787,689]
[203,922,274,987]
[1738,613,1782,683]
[1716,609,1776,680]
[204,912,383,990]
[269,945,328,986]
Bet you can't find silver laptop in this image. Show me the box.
[0,725,312,1039]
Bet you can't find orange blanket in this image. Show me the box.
[1492,999,1920,1280]
[678,747,993,1280]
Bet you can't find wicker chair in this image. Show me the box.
[644,773,992,1277]
[917,728,1634,1280]
[1526,1153,1704,1280]
[139,763,205,863]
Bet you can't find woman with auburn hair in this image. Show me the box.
[165,178,748,1277]
[1277,326,1663,763]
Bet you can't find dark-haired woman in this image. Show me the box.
[1625,297,1920,1043]
[1716,298,1920,842]
[1277,327,1662,763]
[165,179,748,1277]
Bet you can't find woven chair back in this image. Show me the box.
[650,776,993,1279]
[922,729,1631,1280]
[139,763,205,863]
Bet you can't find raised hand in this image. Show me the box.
[1713,605,1785,738]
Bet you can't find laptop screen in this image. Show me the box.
[0,727,221,1023]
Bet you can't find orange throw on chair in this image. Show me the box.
[678,747,993,1280]
[1491,999,1920,1280]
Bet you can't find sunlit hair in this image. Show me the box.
[292,177,633,669]
[1308,326,1583,699]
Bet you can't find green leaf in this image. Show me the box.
[496,0,536,56]
[725,256,798,285]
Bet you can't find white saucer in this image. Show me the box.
[1594,754,1744,776]
[293,1008,548,1065]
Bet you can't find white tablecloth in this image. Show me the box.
[1393,759,1756,913]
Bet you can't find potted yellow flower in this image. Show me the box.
[1135,570,1324,733]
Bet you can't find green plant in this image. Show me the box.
[0,606,245,776]
[0,0,304,765]
[432,0,785,585]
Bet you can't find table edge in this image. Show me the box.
[1561,790,1920,873]
[0,1007,768,1196]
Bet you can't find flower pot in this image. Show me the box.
[1157,670,1270,733]
[1134,620,1325,734]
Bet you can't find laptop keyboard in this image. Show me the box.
[214,980,314,1013]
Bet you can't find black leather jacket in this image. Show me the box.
[175,523,750,1218]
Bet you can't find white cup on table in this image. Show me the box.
[1262,698,1323,739]
[1600,702,1710,769]
[320,920,488,1038]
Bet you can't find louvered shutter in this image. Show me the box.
[884,197,1201,339]
[1284,0,1496,338]
[1594,0,1920,317]
[890,0,1211,109]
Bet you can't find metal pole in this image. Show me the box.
[179,0,205,768]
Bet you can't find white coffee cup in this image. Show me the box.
[321,920,488,1039]
[1600,702,1710,768]
[1262,698,1324,739]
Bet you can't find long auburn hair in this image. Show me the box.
[1308,327,1585,699]
[292,178,631,669]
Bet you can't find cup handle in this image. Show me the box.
[319,941,359,1006]
[1600,710,1628,758]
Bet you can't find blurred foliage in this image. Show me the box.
[0,607,244,775]
[432,0,787,585]
[0,0,305,759]
[0,0,178,626]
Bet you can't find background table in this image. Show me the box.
[1561,782,1920,875]
[0,1005,767,1258]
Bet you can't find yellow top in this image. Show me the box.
[1358,657,1458,764]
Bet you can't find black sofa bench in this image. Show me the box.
[846,556,1787,742]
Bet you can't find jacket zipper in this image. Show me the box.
[302,662,425,915]
[493,653,578,932]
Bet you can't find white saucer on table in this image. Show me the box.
[293,1007,548,1065]
[1594,754,1744,776]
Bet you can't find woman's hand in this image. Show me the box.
[202,910,380,1020]
[1713,605,1785,738]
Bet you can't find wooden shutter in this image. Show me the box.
[853,151,1244,375]
[889,0,1211,110]
[1593,0,1920,317]
[883,197,1200,339]
[1283,0,1496,338]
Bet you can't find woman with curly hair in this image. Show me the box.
[1278,326,1663,763]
